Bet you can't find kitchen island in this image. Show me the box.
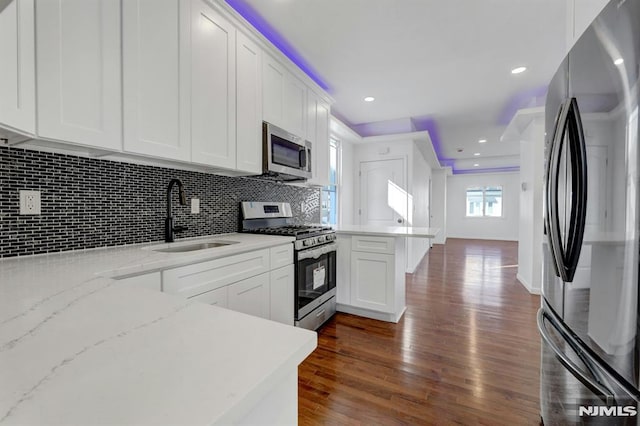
[334,226,439,322]
[0,234,316,425]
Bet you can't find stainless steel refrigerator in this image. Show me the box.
[539,0,640,424]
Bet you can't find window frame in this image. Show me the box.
[465,185,504,218]
[321,138,340,225]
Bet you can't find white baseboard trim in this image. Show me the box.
[336,303,405,323]
[516,273,541,295]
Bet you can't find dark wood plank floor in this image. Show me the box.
[299,238,541,425]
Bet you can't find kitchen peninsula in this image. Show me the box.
[334,226,439,322]
[0,234,316,425]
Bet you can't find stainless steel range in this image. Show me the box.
[241,201,336,330]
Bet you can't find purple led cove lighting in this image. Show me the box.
[225,0,330,92]
[411,116,454,168]
[497,85,548,125]
[453,166,520,175]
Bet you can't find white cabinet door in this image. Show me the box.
[191,0,236,168]
[307,89,330,186]
[270,264,294,325]
[36,0,121,150]
[0,0,35,135]
[123,0,190,161]
[228,273,270,320]
[262,54,285,128]
[282,73,306,138]
[190,286,228,308]
[350,251,395,313]
[236,31,263,174]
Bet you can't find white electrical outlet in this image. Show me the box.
[191,198,200,214]
[19,190,42,215]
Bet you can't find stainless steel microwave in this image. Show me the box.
[262,122,312,181]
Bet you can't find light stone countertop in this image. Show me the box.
[0,233,316,425]
[334,225,440,238]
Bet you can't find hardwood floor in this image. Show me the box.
[298,238,542,425]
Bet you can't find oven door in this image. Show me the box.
[296,243,336,319]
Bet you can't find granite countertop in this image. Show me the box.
[334,225,440,238]
[0,233,317,425]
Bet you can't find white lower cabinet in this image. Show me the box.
[190,286,228,308]
[161,244,294,324]
[350,251,395,313]
[228,272,270,320]
[336,234,406,323]
[270,265,294,326]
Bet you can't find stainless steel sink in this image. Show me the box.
[153,240,239,253]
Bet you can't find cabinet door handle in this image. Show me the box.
[315,309,326,317]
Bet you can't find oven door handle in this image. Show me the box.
[297,243,337,260]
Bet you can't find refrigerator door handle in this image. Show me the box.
[545,99,571,279]
[563,98,588,282]
[537,308,615,405]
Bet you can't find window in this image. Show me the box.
[321,139,339,225]
[466,186,503,217]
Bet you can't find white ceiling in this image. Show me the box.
[237,0,569,171]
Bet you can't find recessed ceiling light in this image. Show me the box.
[478,139,487,143]
[511,66,527,74]
[614,58,624,65]
[474,152,480,156]
[364,96,375,102]
[473,163,479,167]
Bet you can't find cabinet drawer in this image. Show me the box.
[162,249,270,298]
[351,235,395,254]
[190,286,228,309]
[270,243,293,270]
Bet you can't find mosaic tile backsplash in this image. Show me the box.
[0,146,320,258]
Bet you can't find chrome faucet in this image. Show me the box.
[165,178,188,243]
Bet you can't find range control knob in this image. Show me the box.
[303,239,312,246]
[318,236,325,243]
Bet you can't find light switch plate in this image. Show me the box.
[191,198,200,214]
[19,190,42,215]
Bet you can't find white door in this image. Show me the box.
[359,159,407,226]
[236,31,263,174]
[0,0,35,135]
[36,0,121,150]
[191,0,236,168]
[122,0,191,161]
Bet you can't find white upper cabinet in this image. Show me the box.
[236,31,263,174]
[36,0,121,150]
[262,54,307,138]
[262,54,285,128]
[0,0,35,136]
[282,72,306,138]
[122,0,191,161]
[306,89,330,186]
[191,0,236,168]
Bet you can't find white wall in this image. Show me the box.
[430,169,447,245]
[407,143,432,272]
[517,117,545,294]
[446,172,520,241]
